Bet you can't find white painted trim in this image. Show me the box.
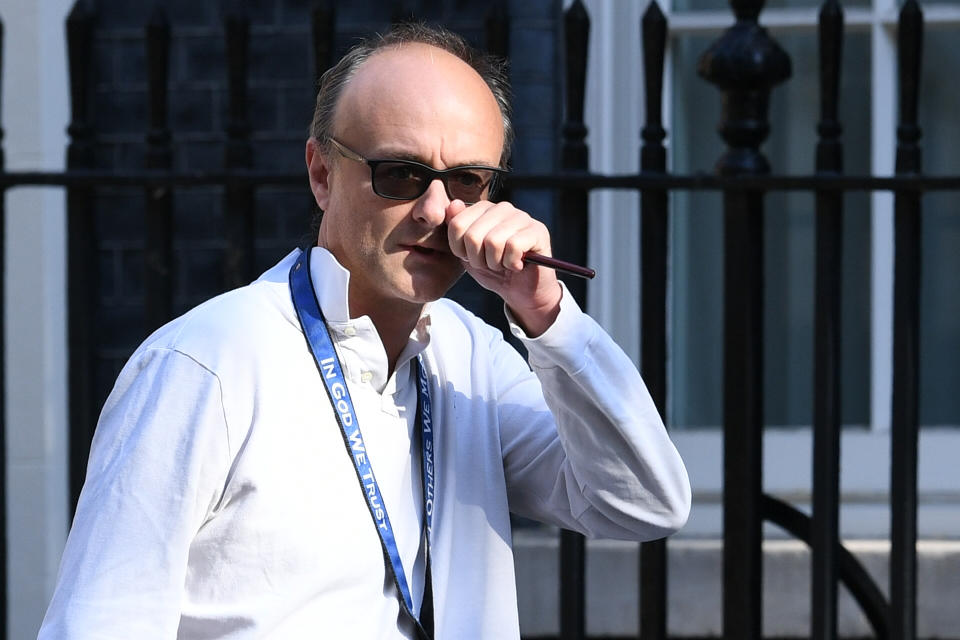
[668,7,877,33]
[2,0,73,637]
[870,17,896,434]
[583,0,643,364]
[665,2,960,34]
[921,4,960,25]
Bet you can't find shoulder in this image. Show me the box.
[134,266,300,377]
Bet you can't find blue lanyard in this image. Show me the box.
[289,249,435,634]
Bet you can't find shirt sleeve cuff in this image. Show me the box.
[504,281,597,372]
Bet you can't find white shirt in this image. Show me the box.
[39,248,690,639]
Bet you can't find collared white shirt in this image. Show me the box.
[39,248,690,639]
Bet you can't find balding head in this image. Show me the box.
[331,43,505,167]
[309,23,513,168]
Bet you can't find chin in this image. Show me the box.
[404,272,463,304]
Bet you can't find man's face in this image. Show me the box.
[308,43,505,320]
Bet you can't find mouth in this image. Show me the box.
[405,243,448,257]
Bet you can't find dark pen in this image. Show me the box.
[522,252,596,279]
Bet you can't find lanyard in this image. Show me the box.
[289,249,435,638]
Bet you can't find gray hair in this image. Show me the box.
[309,22,514,168]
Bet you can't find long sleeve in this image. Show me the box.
[39,347,232,639]
[497,285,690,540]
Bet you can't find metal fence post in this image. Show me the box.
[559,2,590,639]
[223,9,255,289]
[0,15,7,638]
[311,0,336,85]
[811,2,844,638]
[484,0,509,61]
[891,3,924,639]
[697,0,790,637]
[639,3,669,639]
[65,0,99,512]
[144,6,174,332]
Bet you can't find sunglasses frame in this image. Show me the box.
[327,137,507,205]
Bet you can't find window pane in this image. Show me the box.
[670,34,725,428]
[917,28,960,426]
[669,31,872,429]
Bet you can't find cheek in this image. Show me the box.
[327,187,412,253]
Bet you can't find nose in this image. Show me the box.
[411,178,450,227]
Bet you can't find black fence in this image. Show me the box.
[1,0,957,638]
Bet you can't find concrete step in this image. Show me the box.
[513,532,960,638]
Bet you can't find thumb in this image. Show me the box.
[445,199,468,222]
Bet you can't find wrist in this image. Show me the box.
[506,282,563,338]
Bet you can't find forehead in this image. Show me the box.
[332,43,504,160]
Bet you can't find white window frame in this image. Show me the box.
[581,0,960,540]
[2,1,74,637]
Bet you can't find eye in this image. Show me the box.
[382,163,422,182]
[451,170,487,188]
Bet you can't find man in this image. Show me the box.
[40,23,689,639]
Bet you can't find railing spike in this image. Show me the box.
[311,0,336,86]
[0,17,5,157]
[0,13,6,638]
[484,0,509,59]
[222,6,255,289]
[811,2,846,638]
[639,5,670,639]
[558,4,591,640]
[390,0,416,25]
[66,0,96,164]
[891,4,923,640]
[144,2,174,330]
[65,0,99,510]
[641,1,667,156]
[145,4,171,151]
[896,0,923,174]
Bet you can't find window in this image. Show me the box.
[582,0,959,538]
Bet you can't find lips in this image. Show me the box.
[405,242,449,256]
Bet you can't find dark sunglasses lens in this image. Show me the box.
[447,169,497,203]
[372,161,499,202]
[373,162,430,199]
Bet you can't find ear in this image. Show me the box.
[306,138,332,211]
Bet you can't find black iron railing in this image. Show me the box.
[0,0,955,639]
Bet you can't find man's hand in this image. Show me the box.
[445,199,563,337]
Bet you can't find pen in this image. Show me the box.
[522,252,596,279]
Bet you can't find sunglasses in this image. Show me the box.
[328,138,506,205]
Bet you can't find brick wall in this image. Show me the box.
[83,0,563,409]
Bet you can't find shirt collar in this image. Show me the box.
[308,246,353,323]
[306,247,433,393]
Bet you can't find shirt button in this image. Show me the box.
[344,326,357,337]
[361,371,373,383]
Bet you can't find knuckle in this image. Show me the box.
[463,230,484,256]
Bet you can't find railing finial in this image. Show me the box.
[66,0,97,167]
[0,16,5,165]
[222,5,255,289]
[816,0,844,173]
[641,1,668,168]
[697,0,791,175]
[562,0,590,169]
[896,0,923,175]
